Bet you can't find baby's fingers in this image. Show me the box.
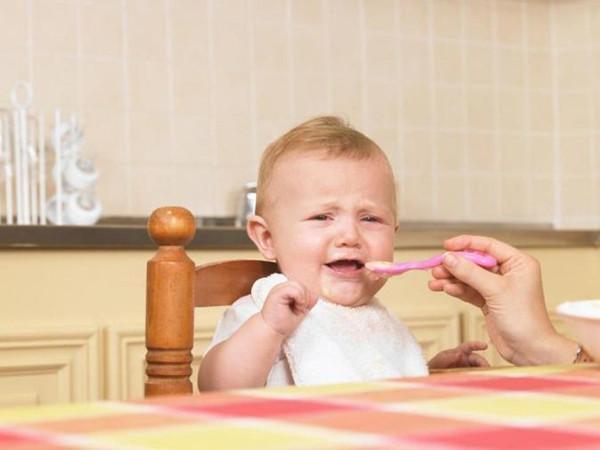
[286,281,316,312]
[467,353,490,367]
[461,341,488,352]
[300,291,318,311]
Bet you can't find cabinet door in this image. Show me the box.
[0,327,101,406]
[464,310,581,367]
[463,312,509,366]
[105,308,225,400]
[401,313,461,360]
[106,307,463,399]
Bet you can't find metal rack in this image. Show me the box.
[0,82,101,226]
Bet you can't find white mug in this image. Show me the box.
[66,191,102,225]
[64,157,98,191]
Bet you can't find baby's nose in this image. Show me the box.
[335,221,361,247]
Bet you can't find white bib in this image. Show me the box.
[251,273,428,386]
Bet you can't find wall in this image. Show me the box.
[552,1,600,228]
[0,0,598,225]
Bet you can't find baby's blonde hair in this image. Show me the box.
[256,115,396,215]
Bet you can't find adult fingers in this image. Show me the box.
[427,279,446,292]
[441,253,501,299]
[428,279,486,309]
[430,266,454,280]
[441,281,487,309]
[443,235,520,266]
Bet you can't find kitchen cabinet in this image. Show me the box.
[0,238,597,404]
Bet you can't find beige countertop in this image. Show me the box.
[0,218,598,249]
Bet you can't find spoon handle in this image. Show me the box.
[366,250,497,276]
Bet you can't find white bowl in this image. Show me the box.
[556,299,600,362]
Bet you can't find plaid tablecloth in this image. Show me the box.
[1,364,599,449]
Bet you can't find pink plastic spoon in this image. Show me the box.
[365,250,497,276]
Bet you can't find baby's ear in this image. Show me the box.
[246,215,276,260]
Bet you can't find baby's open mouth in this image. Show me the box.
[325,259,365,272]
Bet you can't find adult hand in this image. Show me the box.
[428,235,577,365]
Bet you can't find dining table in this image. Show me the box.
[1,364,599,449]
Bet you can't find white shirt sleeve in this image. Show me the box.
[204,295,260,355]
[203,294,292,386]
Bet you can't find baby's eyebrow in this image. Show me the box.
[308,200,394,217]
[312,201,339,211]
[357,202,394,214]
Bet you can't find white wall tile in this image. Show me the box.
[0,0,596,228]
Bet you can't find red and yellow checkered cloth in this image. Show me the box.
[1,364,599,449]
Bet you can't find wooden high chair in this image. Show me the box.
[144,207,277,397]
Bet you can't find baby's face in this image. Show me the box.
[262,151,396,307]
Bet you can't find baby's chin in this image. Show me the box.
[319,284,373,307]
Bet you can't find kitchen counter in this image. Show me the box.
[0,217,598,249]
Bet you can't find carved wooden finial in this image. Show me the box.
[148,206,196,247]
[145,206,196,397]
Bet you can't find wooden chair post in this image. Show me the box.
[145,207,196,397]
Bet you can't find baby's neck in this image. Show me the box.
[317,296,377,309]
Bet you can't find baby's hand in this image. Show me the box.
[428,341,490,370]
[260,281,317,337]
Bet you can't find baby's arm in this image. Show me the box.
[198,313,285,390]
[198,281,316,390]
[428,341,490,370]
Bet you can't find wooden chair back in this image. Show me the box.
[144,207,277,397]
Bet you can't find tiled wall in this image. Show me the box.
[0,0,598,228]
[552,1,600,228]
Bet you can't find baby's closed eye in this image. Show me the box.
[361,215,382,223]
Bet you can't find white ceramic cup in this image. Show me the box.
[64,157,98,191]
[66,191,102,225]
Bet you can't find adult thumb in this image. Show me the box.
[442,252,498,297]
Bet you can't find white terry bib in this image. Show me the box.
[251,274,428,386]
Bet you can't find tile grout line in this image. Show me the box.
[584,1,598,228]
[27,0,34,89]
[394,0,405,211]
[164,0,176,196]
[491,0,501,220]
[120,0,133,214]
[323,0,333,114]
[550,2,562,228]
[76,0,83,119]
[359,0,368,129]
[460,0,470,220]
[207,0,218,216]
[286,0,295,120]
[248,0,259,163]
[427,0,438,219]
[522,1,533,223]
